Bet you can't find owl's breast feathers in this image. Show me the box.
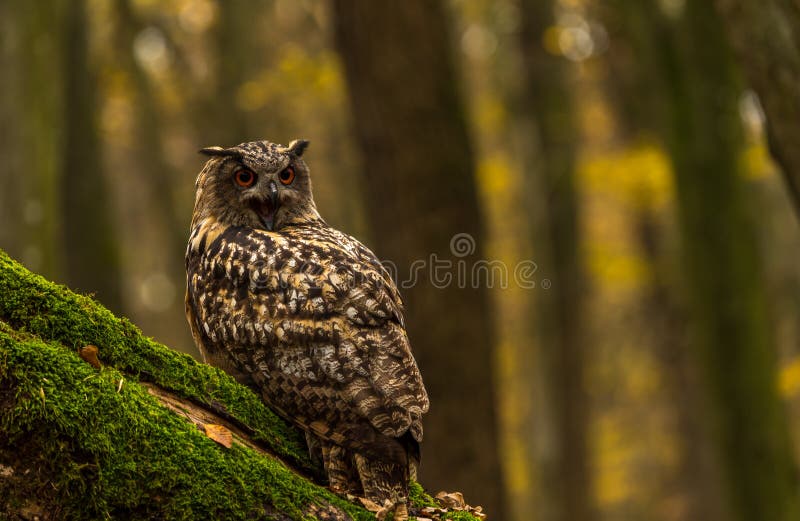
[186,218,429,464]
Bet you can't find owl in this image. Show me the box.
[185,139,429,520]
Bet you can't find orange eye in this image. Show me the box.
[234,168,256,188]
[279,166,295,185]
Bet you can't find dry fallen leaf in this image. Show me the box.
[202,423,233,448]
[79,345,102,369]
[435,491,465,509]
[420,506,446,516]
[358,498,409,521]
[422,491,487,520]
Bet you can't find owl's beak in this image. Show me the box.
[261,180,280,231]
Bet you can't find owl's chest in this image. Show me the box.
[188,224,355,341]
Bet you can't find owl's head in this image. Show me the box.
[192,139,320,231]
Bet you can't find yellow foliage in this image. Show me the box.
[780,357,800,398]
[594,415,636,506]
[579,143,674,210]
[578,144,673,289]
[236,47,345,113]
[585,246,649,289]
[741,143,777,180]
[477,154,513,197]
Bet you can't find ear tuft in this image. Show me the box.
[199,146,240,158]
[287,139,310,157]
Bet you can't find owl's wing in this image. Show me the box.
[270,228,429,440]
[187,224,429,453]
[337,236,429,439]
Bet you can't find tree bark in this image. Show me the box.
[516,2,591,521]
[331,1,504,515]
[714,0,800,219]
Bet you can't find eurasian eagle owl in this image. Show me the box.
[185,139,429,520]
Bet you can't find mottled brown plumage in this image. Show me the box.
[185,139,428,519]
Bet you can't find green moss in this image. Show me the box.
[442,513,482,521]
[0,249,313,472]
[0,325,374,520]
[409,480,438,508]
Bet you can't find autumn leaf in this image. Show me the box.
[202,423,233,448]
[78,345,102,369]
[434,491,465,509]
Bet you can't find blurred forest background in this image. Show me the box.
[3,1,800,520]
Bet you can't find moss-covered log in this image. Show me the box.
[0,249,477,520]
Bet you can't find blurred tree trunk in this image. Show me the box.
[634,208,727,521]
[603,2,730,519]
[199,0,251,145]
[662,2,800,520]
[1,1,64,278]
[60,0,124,313]
[597,1,668,139]
[111,0,188,287]
[332,0,504,516]
[516,2,591,521]
[714,0,800,218]
[0,2,23,258]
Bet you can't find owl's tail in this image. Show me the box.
[354,451,411,521]
[400,430,420,482]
